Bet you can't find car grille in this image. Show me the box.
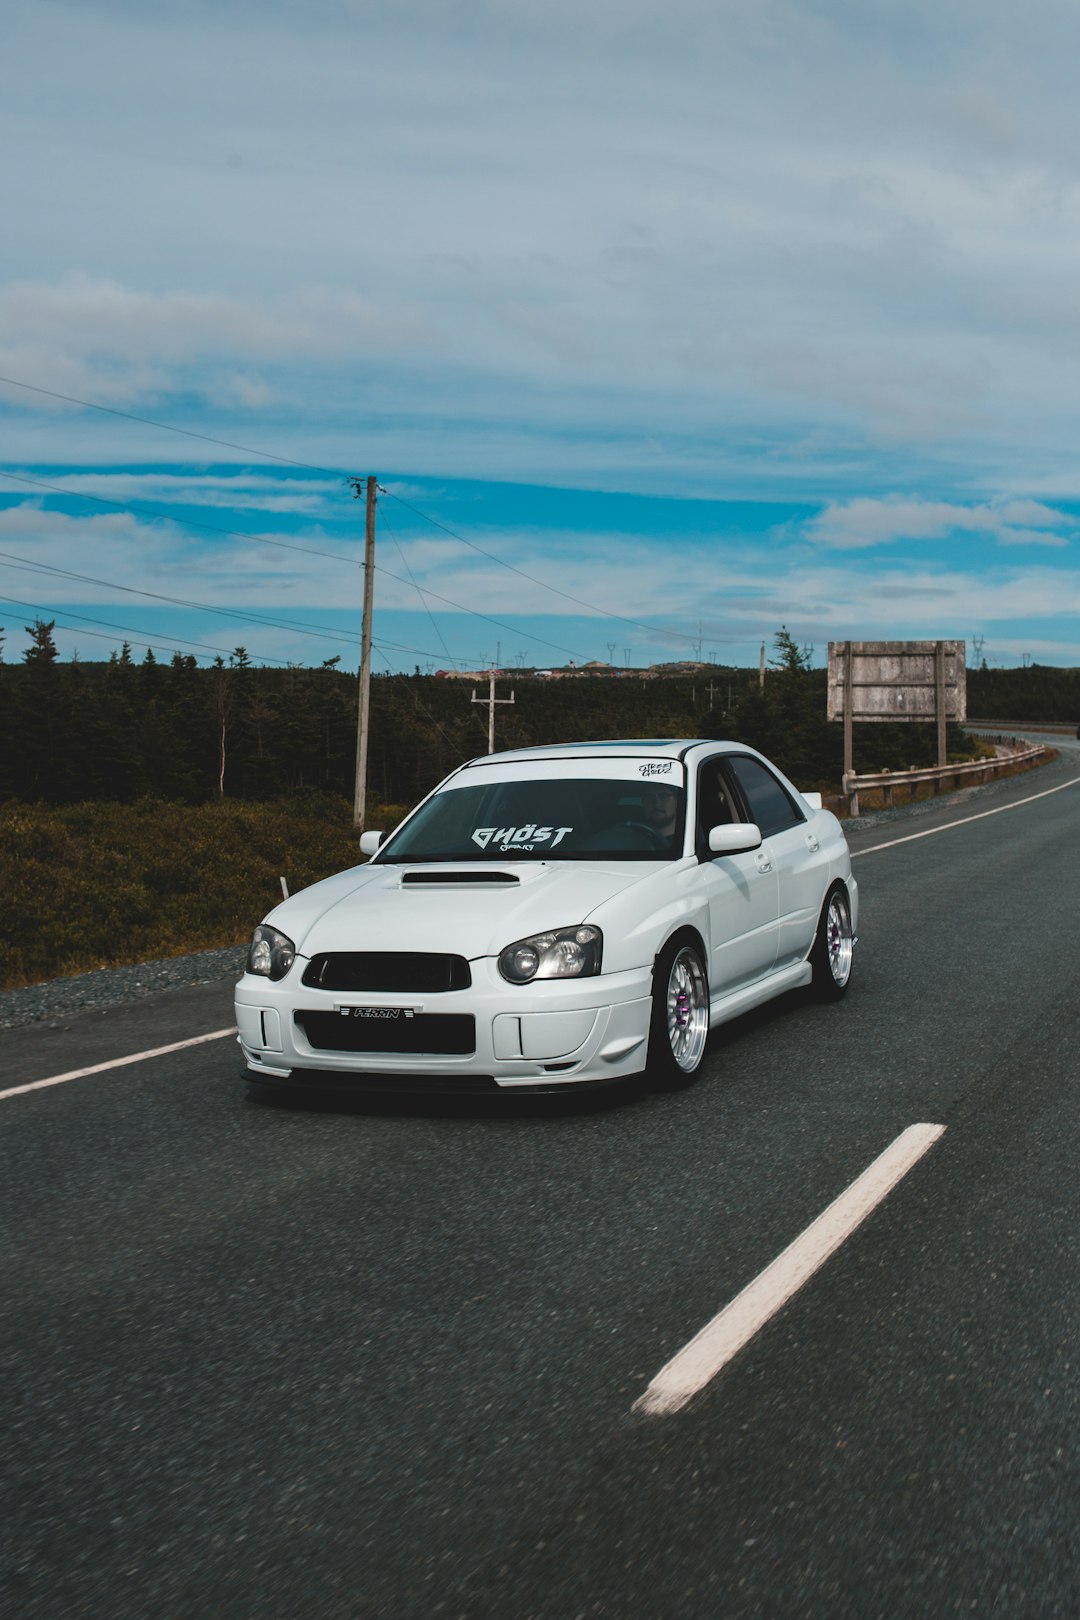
[295,1010,476,1055]
[302,952,471,993]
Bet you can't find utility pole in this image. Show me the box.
[351,474,377,829]
[759,642,766,690]
[471,668,515,753]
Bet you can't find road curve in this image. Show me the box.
[4,734,1080,1618]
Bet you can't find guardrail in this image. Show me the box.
[842,738,1047,816]
[967,720,1078,734]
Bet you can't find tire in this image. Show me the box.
[809,883,854,1000]
[647,938,710,1088]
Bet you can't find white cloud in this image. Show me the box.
[4,487,1080,668]
[0,276,434,409]
[7,1,1080,663]
[6,470,342,514]
[0,502,358,613]
[805,496,1075,549]
[6,2,1080,494]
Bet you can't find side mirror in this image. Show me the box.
[802,791,823,811]
[359,830,383,856]
[708,821,762,855]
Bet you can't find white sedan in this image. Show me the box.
[235,739,857,1095]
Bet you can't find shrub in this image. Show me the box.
[0,794,362,990]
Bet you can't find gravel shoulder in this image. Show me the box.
[0,944,248,1032]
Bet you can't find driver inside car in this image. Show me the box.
[639,783,679,842]
[577,780,682,851]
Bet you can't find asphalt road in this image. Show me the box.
[4,736,1080,1619]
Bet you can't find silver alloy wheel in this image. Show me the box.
[666,945,709,1072]
[826,892,853,987]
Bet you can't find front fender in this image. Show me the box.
[585,862,711,975]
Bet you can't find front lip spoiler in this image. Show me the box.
[243,1066,633,1098]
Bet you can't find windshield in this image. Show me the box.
[377,773,687,862]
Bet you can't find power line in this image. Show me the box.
[0,549,358,646]
[0,469,360,567]
[0,469,590,661]
[0,373,355,478]
[381,487,714,649]
[0,552,488,669]
[0,592,295,665]
[378,498,455,666]
[0,368,718,655]
[0,589,479,671]
[367,559,583,658]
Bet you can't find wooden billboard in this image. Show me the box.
[827,640,966,722]
[827,639,967,776]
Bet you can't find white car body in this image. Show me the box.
[235,739,858,1094]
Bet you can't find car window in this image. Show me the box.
[725,756,804,838]
[695,758,738,854]
[377,776,687,862]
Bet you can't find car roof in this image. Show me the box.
[460,738,734,769]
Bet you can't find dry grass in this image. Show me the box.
[0,794,369,990]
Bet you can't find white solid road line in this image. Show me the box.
[852,772,1080,858]
[0,1027,236,1101]
[634,1122,946,1417]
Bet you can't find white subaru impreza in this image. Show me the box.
[235,739,857,1096]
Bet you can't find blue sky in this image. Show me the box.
[3,0,1080,670]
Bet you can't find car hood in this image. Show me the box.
[264,859,669,960]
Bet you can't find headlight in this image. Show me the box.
[498,925,602,984]
[247,923,296,981]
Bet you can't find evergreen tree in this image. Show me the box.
[2,641,1066,810]
[770,625,812,673]
[162,654,210,799]
[16,620,63,797]
[23,618,59,664]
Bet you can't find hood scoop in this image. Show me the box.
[400,870,520,886]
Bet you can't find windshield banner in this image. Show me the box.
[448,757,686,789]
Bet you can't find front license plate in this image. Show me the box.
[334,1005,417,1019]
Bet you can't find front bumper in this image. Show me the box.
[235,953,654,1090]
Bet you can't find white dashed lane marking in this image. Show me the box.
[634,1123,946,1416]
[0,1028,236,1101]
[852,773,1080,858]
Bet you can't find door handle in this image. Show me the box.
[755,852,772,873]
[806,834,820,852]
